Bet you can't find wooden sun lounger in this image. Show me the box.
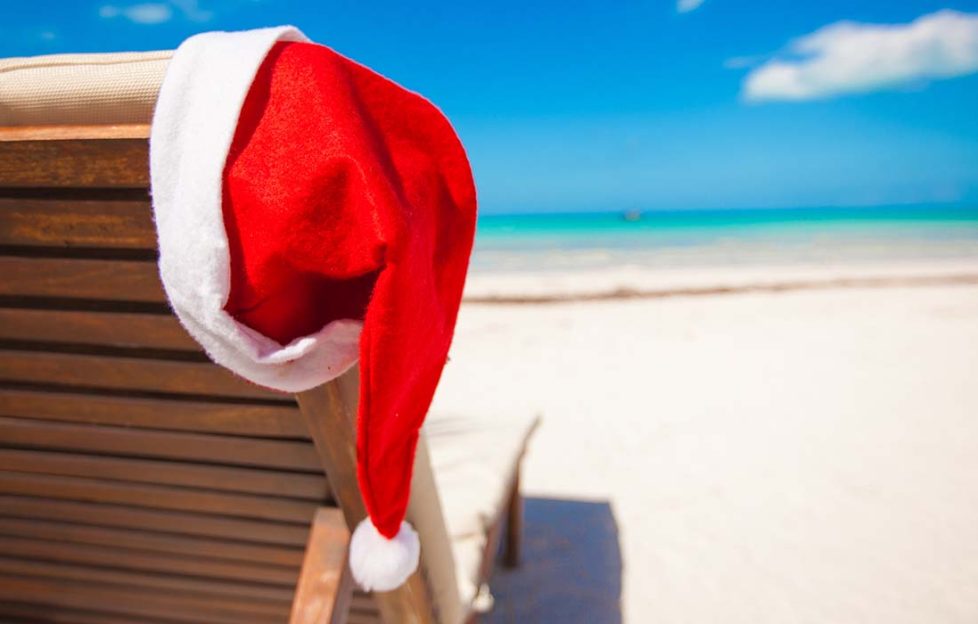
[0,54,537,624]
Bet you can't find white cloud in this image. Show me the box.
[741,10,978,102]
[127,3,173,23]
[677,0,704,14]
[100,3,173,23]
[99,0,213,25]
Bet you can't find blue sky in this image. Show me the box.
[5,1,978,214]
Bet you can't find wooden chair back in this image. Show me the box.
[0,124,443,624]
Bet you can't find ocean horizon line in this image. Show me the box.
[476,203,978,222]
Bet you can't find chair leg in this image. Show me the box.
[503,468,523,569]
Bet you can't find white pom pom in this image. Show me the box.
[349,519,420,592]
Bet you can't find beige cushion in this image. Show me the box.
[0,51,170,126]
[424,412,539,613]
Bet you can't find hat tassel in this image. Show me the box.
[349,519,420,592]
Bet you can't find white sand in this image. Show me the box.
[435,260,978,623]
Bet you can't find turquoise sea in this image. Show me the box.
[471,205,978,272]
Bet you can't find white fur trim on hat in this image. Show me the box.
[349,519,420,592]
[149,26,363,393]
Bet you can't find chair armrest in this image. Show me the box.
[290,507,354,624]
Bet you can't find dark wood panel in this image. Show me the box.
[0,416,320,471]
[0,138,148,188]
[0,197,155,249]
[0,388,308,438]
[350,595,380,612]
[0,537,299,587]
[346,607,383,624]
[0,307,199,351]
[0,574,289,623]
[0,556,295,604]
[0,256,163,301]
[0,448,327,499]
[0,602,184,624]
[0,517,303,566]
[0,471,319,523]
[0,496,310,546]
[0,350,284,399]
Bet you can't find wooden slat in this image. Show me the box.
[0,256,162,301]
[0,124,150,141]
[0,574,288,624]
[0,307,199,351]
[0,602,183,624]
[350,594,381,614]
[0,138,148,188]
[0,448,328,499]
[0,537,299,587]
[0,517,303,566]
[0,471,319,523]
[0,496,310,546]
[0,388,308,438]
[0,350,283,399]
[0,197,155,249]
[346,612,383,624]
[0,556,294,604]
[0,416,320,471]
[290,508,353,624]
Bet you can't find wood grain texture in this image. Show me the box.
[0,448,328,499]
[350,595,382,615]
[0,602,190,624]
[297,368,364,524]
[0,350,284,399]
[0,495,310,546]
[0,536,299,587]
[0,471,319,523]
[346,608,383,624]
[0,387,308,438]
[0,138,148,188]
[0,573,287,623]
[0,256,163,301]
[0,307,198,351]
[0,516,304,566]
[0,196,155,249]
[0,556,295,604]
[0,415,319,471]
[290,507,354,624]
[0,124,150,141]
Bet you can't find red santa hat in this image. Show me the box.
[149,27,476,591]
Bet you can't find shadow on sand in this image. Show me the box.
[486,497,623,624]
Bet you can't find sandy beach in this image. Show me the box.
[434,259,978,623]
